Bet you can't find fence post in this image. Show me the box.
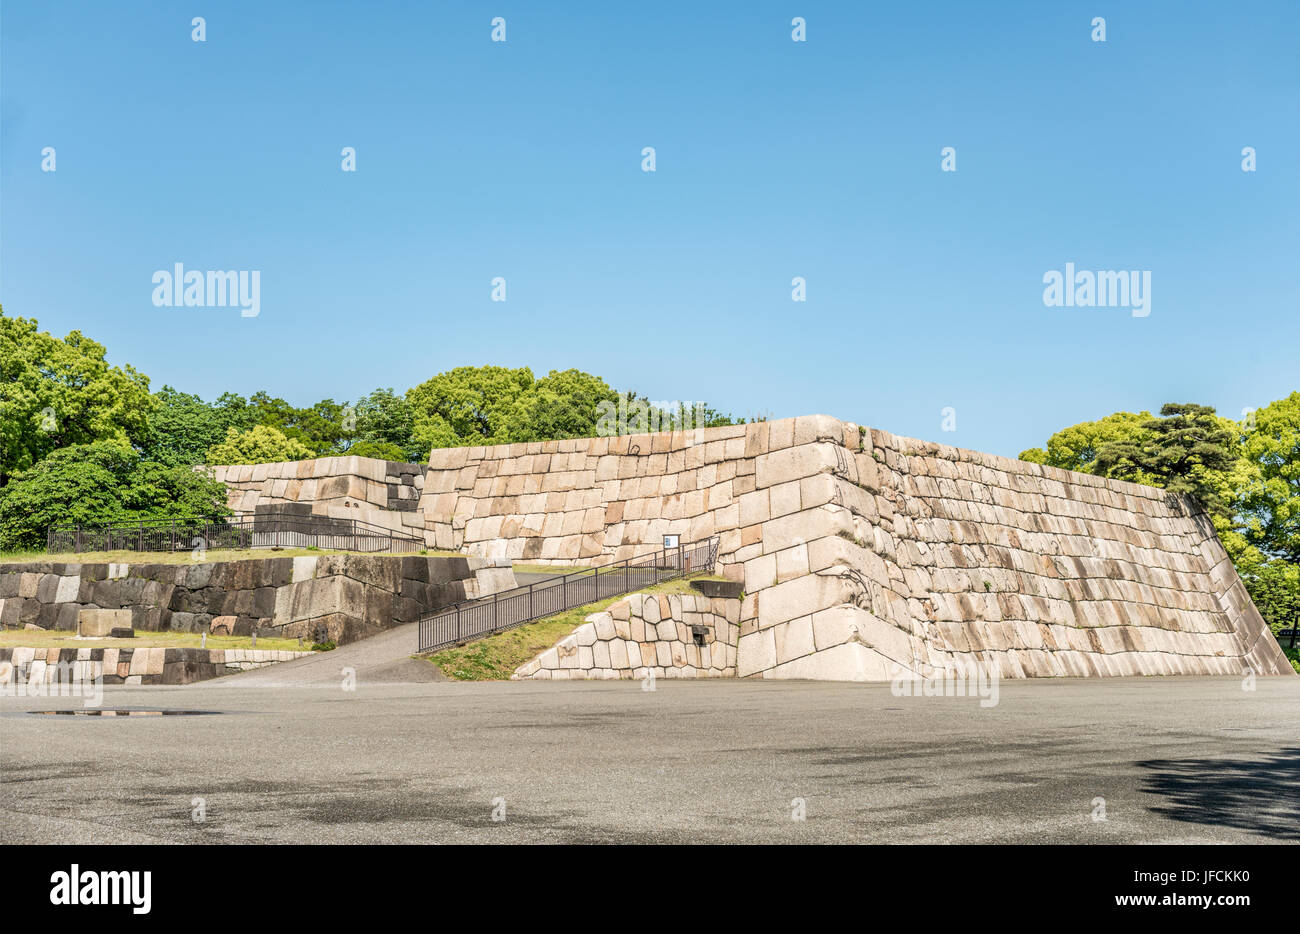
[494,589,499,631]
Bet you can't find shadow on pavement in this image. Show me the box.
[1138,746,1300,841]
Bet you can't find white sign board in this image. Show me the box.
[663,534,680,549]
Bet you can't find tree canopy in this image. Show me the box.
[205,425,317,465]
[0,441,229,550]
[0,311,155,484]
[0,308,747,550]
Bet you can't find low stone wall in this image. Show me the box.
[0,646,312,688]
[208,455,431,544]
[0,555,515,645]
[513,591,740,680]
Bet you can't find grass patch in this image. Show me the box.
[426,576,705,681]
[0,628,306,651]
[0,546,454,566]
[509,563,592,576]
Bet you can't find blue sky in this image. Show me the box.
[2,0,1297,458]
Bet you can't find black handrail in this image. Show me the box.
[417,536,720,654]
[46,513,424,555]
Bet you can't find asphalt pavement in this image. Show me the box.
[2,675,1297,843]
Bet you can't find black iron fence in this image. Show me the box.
[418,536,720,654]
[47,514,424,555]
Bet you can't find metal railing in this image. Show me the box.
[418,536,720,654]
[46,514,425,555]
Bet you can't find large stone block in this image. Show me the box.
[78,608,132,637]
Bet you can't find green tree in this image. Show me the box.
[1093,403,1238,516]
[0,309,156,484]
[407,365,536,449]
[1235,392,1300,563]
[350,388,419,461]
[346,440,410,461]
[205,425,315,465]
[1019,411,1151,475]
[0,441,229,550]
[498,369,620,443]
[141,386,247,467]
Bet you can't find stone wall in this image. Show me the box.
[208,456,430,544]
[0,646,312,688]
[0,555,514,645]
[420,415,1293,681]
[512,590,740,680]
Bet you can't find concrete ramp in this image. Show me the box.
[212,622,443,686]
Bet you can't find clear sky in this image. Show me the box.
[2,1,1296,459]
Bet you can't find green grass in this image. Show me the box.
[0,628,307,651]
[509,562,592,575]
[426,576,707,681]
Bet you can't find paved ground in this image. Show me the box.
[2,675,1297,843]
[225,621,442,685]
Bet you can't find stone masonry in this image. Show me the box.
[416,415,1293,681]
[512,591,740,680]
[208,456,430,544]
[0,555,515,646]
[0,646,312,688]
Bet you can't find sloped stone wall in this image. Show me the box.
[420,416,1293,681]
[512,591,739,680]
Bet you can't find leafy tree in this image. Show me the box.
[350,388,420,461]
[0,441,229,550]
[347,440,410,461]
[407,365,536,449]
[141,386,249,467]
[1019,411,1151,475]
[498,369,619,443]
[1224,538,1300,636]
[0,309,156,484]
[227,391,347,455]
[405,365,737,452]
[1093,404,1238,516]
[405,366,527,450]
[1235,392,1300,563]
[205,425,315,465]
